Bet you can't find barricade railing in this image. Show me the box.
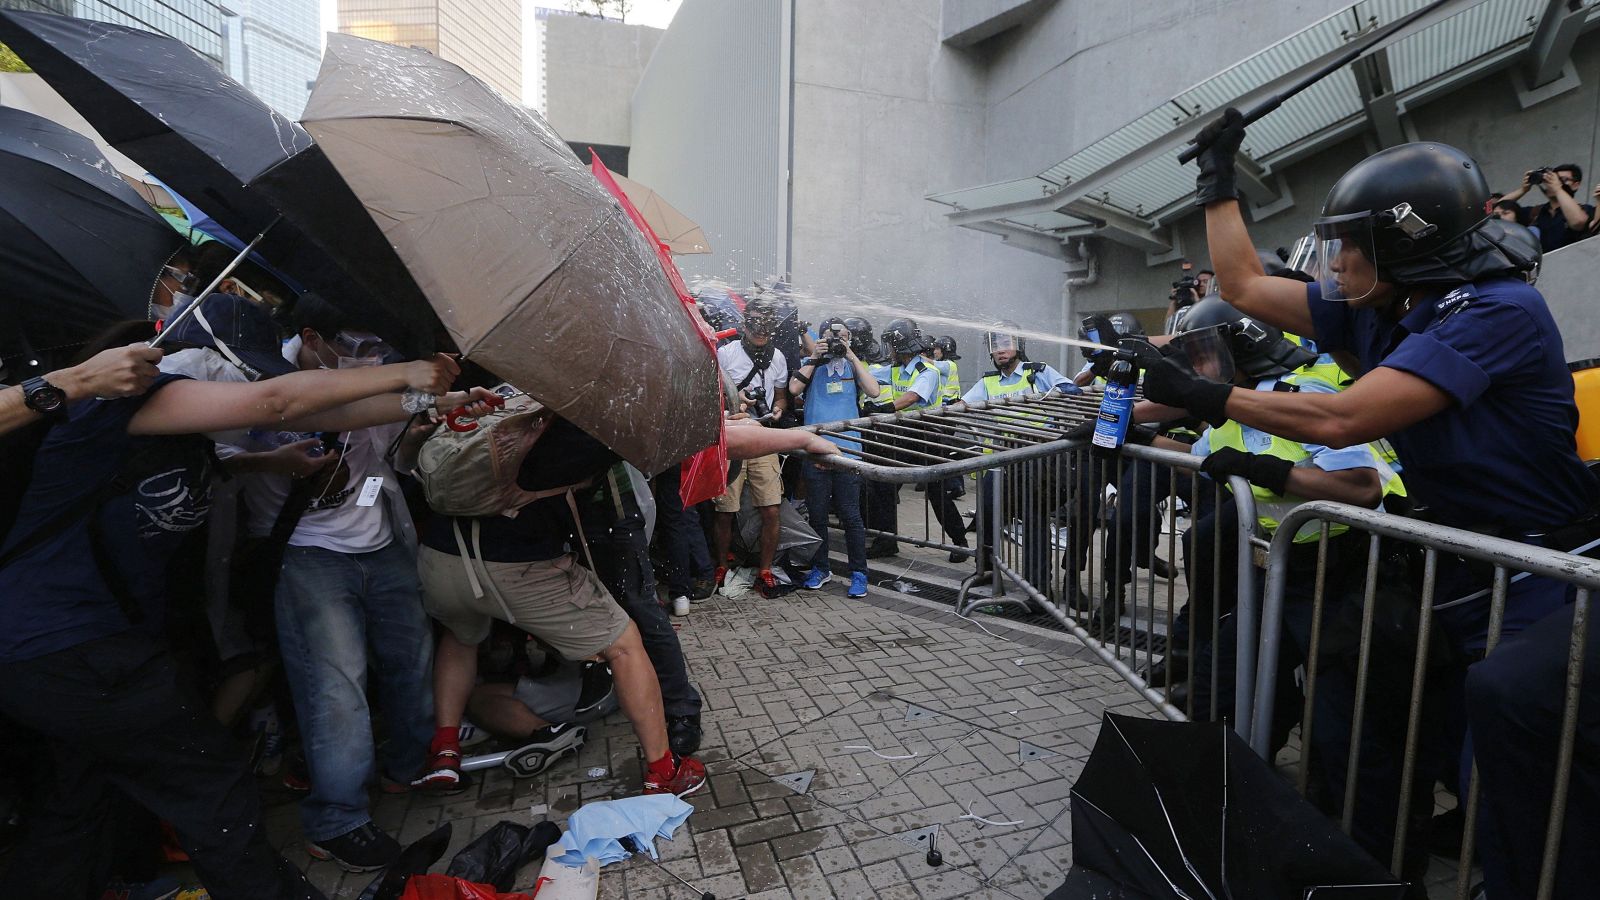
[805,393,1263,731]
[1249,501,1600,899]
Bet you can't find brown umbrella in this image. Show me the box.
[300,34,720,474]
[607,171,711,255]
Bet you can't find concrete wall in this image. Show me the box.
[1533,233,1600,362]
[438,0,522,103]
[630,0,786,290]
[542,13,661,148]
[788,0,1074,376]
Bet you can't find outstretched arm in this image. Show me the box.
[1222,366,1451,448]
[1,343,165,437]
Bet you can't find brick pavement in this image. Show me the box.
[262,553,1158,899]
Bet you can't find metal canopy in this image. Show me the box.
[928,0,1594,257]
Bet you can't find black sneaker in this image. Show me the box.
[667,714,703,756]
[866,540,900,559]
[574,662,615,718]
[690,578,716,601]
[503,723,587,779]
[306,821,400,873]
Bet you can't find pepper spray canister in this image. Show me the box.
[1090,348,1139,459]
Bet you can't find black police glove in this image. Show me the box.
[1193,107,1246,207]
[862,399,895,415]
[1201,446,1293,495]
[1141,355,1233,427]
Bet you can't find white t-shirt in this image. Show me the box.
[239,422,403,553]
[717,340,788,408]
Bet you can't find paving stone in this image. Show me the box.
[737,840,787,893]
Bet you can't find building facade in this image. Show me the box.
[632,0,1600,375]
[1,0,225,64]
[220,0,320,117]
[339,0,521,103]
[537,7,661,171]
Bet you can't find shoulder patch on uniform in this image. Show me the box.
[983,370,1001,378]
[1023,362,1046,372]
[1432,285,1479,323]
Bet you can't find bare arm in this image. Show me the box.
[890,390,923,411]
[1288,466,1382,507]
[1501,172,1534,204]
[0,344,165,437]
[1547,173,1591,230]
[851,353,880,398]
[1222,366,1452,448]
[1205,199,1316,337]
[128,355,458,436]
[725,419,839,459]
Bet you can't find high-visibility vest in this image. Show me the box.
[938,359,961,404]
[1208,384,1406,544]
[891,359,934,410]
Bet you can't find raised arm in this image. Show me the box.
[1193,108,1315,338]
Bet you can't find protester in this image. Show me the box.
[789,316,879,598]
[711,294,789,596]
[0,310,471,900]
[579,465,705,755]
[220,296,442,873]
[653,461,716,611]
[1157,107,1599,898]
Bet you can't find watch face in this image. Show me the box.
[24,378,66,414]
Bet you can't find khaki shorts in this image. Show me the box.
[714,452,783,513]
[418,544,630,661]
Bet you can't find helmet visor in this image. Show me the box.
[986,332,1020,355]
[1170,325,1236,384]
[1312,212,1382,303]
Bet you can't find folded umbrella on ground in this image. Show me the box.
[1053,712,1407,899]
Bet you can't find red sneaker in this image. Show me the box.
[408,747,468,794]
[643,753,707,797]
[714,566,728,587]
[756,569,779,597]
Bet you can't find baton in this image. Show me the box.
[150,215,283,348]
[1177,0,1461,165]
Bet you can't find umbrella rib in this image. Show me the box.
[1104,716,1221,900]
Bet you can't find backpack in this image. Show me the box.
[412,392,575,518]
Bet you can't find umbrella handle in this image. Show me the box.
[714,328,738,340]
[444,393,506,433]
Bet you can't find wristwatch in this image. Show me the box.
[21,376,68,420]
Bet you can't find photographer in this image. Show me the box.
[1163,265,1212,334]
[712,295,789,597]
[790,317,880,598]
[1502,164,1592,251]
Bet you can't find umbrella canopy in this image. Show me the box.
[0,10,439,355]
[300,34,720,474]
[0,105,183,354]
[606,171,711,255]
[1059,712,1406,899]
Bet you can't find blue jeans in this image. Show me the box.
[275,542,434,842]
[804,464,866,575]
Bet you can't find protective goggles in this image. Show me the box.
[985,333,1021,354]
[330,330,400,366]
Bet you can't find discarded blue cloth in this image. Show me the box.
[551,794,694,866]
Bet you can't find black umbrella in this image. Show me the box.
[0,105,182,362]
[0,10,438,355]
[1053,712,1406,899]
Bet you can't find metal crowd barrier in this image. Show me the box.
[1249,501,1600,900]
[805,393,1262,730]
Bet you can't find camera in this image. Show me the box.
[822,322,850,359]
[742,389,773,421]
[1530,167,1553,185]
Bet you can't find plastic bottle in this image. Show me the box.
[1090,349,1138,459]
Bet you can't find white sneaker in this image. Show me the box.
[672,595,691,617]
[457,718,491,748]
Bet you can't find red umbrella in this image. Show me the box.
[588,152,728,506]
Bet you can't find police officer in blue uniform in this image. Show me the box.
[1148,107,1600,898]
[864,319,971,560]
